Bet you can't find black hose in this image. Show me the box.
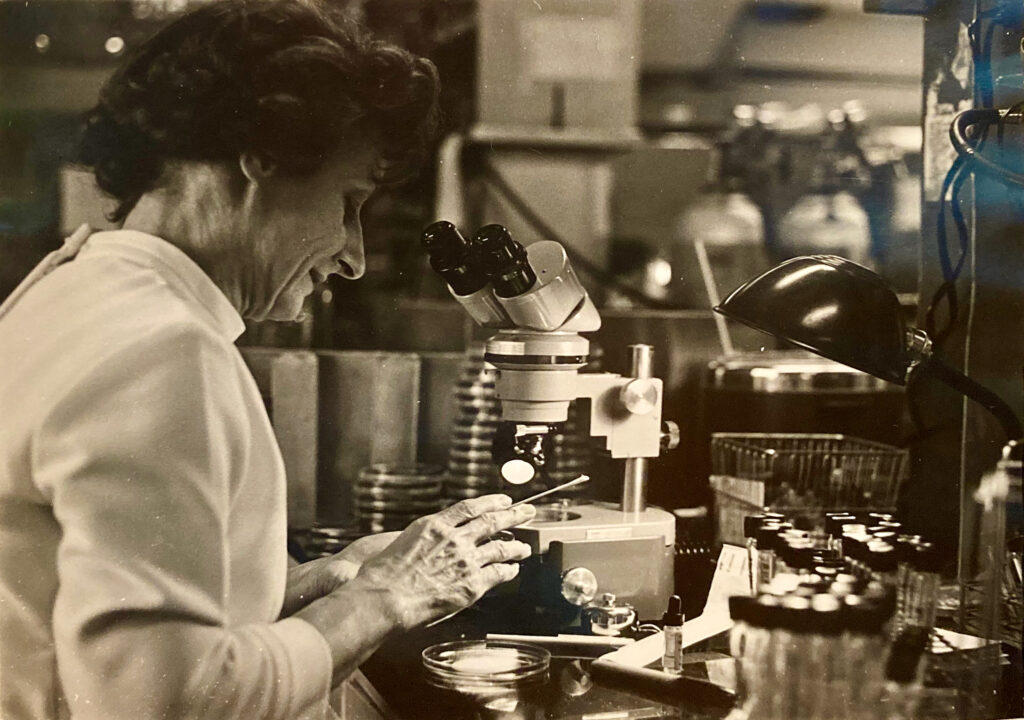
[923,353,1023,442]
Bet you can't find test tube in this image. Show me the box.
[778,595,812,719]
[808,593,844,720]
[882,626,929,720]
[903,540,942,632]
[843,594,889,720]
[728,595,754,707]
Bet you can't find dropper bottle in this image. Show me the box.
[661,595,685,674]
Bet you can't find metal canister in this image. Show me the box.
[703,350,906,443]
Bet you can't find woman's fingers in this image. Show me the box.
[475,538,532,567]
[434,494,512,526]
[460,504,536,542]
[476,561,521,591]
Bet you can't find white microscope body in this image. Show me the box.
[423,223,679,627]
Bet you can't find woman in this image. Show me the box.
[0,2,534,718]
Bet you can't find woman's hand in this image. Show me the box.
[355,494,535,631]
[281,532,402,617]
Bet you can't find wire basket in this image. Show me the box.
[710,433,909,544]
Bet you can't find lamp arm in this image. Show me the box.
[921,354,1023,442]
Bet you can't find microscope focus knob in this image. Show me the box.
[661,421,681,451]
[620,378,659,415]
[561,567,599,606]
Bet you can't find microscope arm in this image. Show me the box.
[574,373,665,459]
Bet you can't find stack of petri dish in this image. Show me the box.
[446,347,502,502]
[302,524,365,559]
[355,463,445,533]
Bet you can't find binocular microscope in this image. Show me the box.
[422,222,680,632]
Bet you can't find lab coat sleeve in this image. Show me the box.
[32,323,334,720]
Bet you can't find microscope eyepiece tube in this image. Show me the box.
[471,224,537,298]
[421,220,488,296]
[421,220,509,327]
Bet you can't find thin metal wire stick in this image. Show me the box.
[510,475,590,507]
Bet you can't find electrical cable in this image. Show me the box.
[969,14,993,109]
[924,154,968,343]
[480,161,687,311]
[909,155,970,445]
[950,108,1024,187]
[933,160,972,348]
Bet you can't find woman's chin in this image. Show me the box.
[263,290,311,323]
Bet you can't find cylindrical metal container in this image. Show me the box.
[703,350,906,443]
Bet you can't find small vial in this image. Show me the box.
[727,595,754,706]
[756,522,781,590]
[661,594,685,674]
[744,514,765,595]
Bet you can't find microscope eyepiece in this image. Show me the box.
[471,224,537,298]
[421,221,489,296]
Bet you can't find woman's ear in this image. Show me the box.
[239,153,278,184]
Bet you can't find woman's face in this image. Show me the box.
[241,143,378,321]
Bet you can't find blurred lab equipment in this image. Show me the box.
[958,440,1023,648]
[709,433,908,546]
[445,348,503,502]
[673,108,771,311]
[602,239,673,309]
[734,505,1014,720]
[703,350,907,445]
[422,221,681,628]
[775,106,874,267]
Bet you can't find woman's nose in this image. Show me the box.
[337,227,365,280]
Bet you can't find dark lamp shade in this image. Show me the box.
[714,255,910,385]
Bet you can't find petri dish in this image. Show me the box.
[422,640,550,694]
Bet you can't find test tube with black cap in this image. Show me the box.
[756,522,782,589]
[744,514,766,594]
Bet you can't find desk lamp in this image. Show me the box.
[713,255,1022,442]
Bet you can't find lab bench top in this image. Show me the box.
[361,610,735,720]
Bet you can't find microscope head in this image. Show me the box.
[422,222,602,484]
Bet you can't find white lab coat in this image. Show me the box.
[0,230,334,719]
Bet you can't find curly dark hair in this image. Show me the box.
[79,0,440,223]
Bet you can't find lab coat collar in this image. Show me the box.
[81,230,247,341]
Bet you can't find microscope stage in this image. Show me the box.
[513,501,675,554]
